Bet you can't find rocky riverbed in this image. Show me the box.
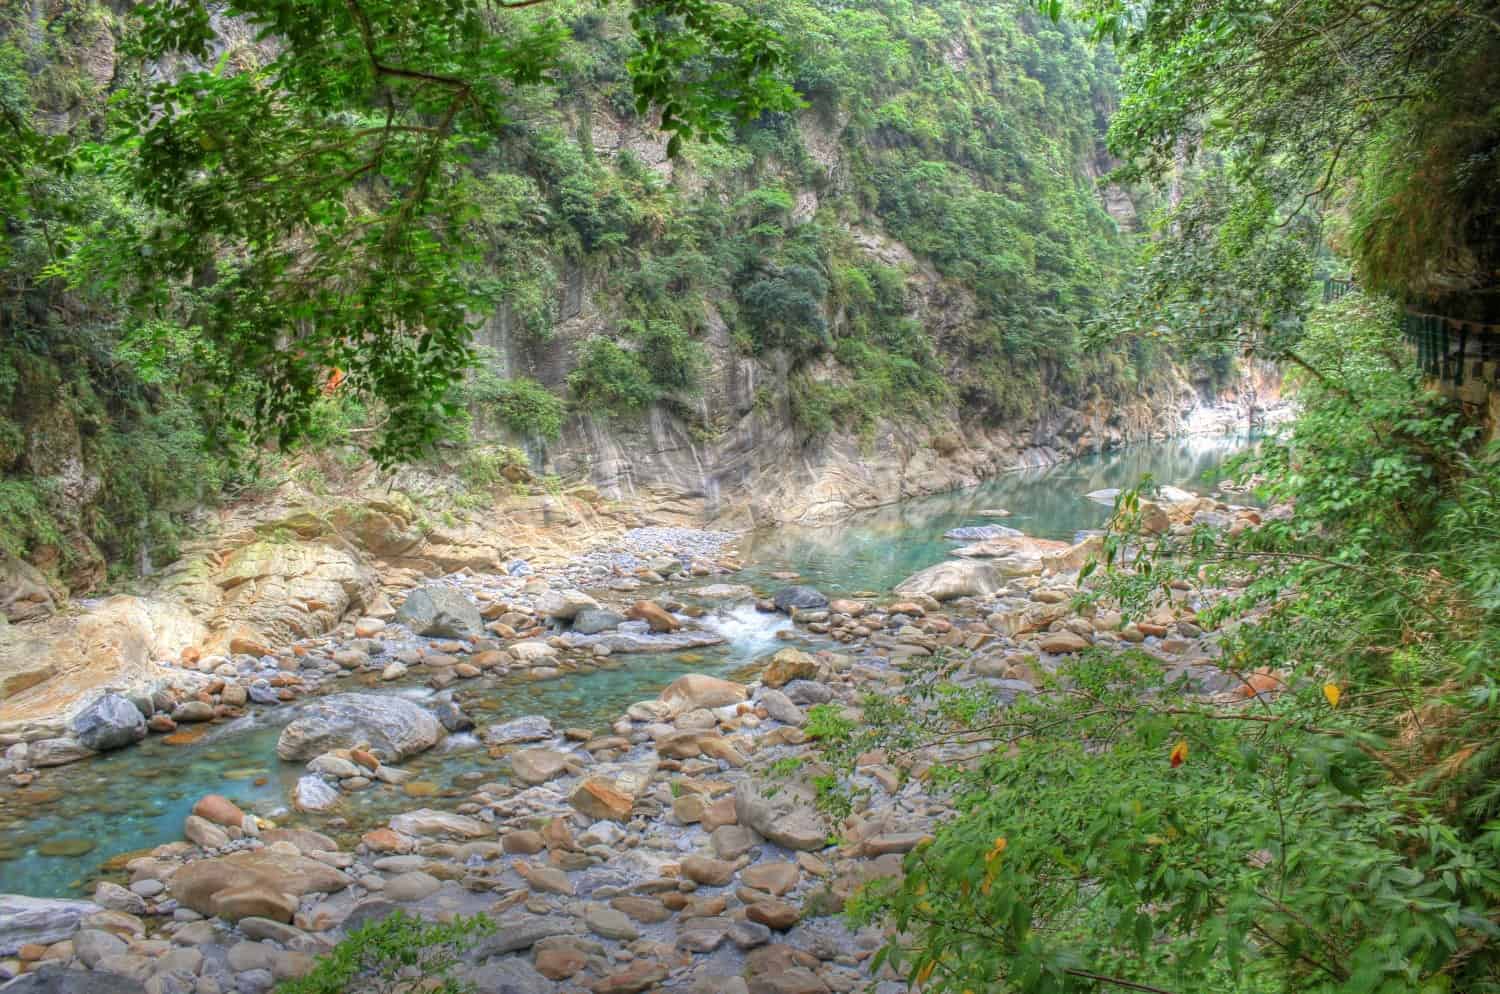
[0,435,1269,994]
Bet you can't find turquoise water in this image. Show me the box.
[0,433,1249,898]
[737,433,1251,595]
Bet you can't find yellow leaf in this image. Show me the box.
[1169,739,1188,768]
[1323,683,1341,708]
[985,836,1008,864]
[916,961,937,985]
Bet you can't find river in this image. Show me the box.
[0,432,1251,899]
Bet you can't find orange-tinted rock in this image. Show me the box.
[192,794,246,828]
[624,600,681,633]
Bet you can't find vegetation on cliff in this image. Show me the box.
[2,0,1167,592]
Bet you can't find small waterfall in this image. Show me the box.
[697,603,793,660]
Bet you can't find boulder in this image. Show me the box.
[0,962,146,993]
[191,794,246,829]
[0,895,100,956]
[394,584,482,638]
[72,693,146,752]
[569,779,635,822]
[27,736,96,767]
[624,600,681,633]
[558,629,725,654]
[276,693,443,762]
[659,674,747,715]
[761,649,818,689]
[893,560,1004,602]
[944,524,1023,541]
[509,749,572,785]
[692,584,756,601]
[0,595,204,729]
[168,850,351,923]
[570,608,626,635]
[292,775,341,812]
[771,586,828,614]
[735,777,829,852]
[1038,631,1091,654]
[485,715,554,746]
[388,809,489,838]
[536,589,599,622]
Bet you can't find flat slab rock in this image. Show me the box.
[558,629,725,654]
[276,693,444,762]
[0,895,101,956]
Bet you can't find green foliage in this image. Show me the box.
[11,0,798,466]
[1081,0,1500,305]
[823,297,1500,993]
[567,336,659,415]
[275,910,494,994]
[461,365,565,442]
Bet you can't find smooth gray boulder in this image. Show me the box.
[26,738,95,768]
[944,524,1023,541]
[276,694,443,762]
[535,589,599,622]
[570,608,625,635]
[0,962,146,993]
[771,586,828,613]
[557,629,725,654]
[0,895,100,956]
[893,559,1004,602]
[485,715,553,746]
[734,777,829,852]
[394,584,481,638]
[73,693,146,752]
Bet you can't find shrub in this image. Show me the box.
[630,319,707,395]
[275,910,494,994]
[567,336,657,415]
[486,378,565,441]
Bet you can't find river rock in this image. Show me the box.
[569,778,634,822]
[761,649,818,689]
[893,559,1004,602]
[536,589,599,622]
[571,608,626,635]
[0,962,147,993]
[308,753,361,779]
[72,693,146,752]
[0,896,100,956]
[169,850,351,922]
[388,809,488,839]
[509,748,572,785]
[624,600,681,632]
[660,674,747,714]
[432,696,474,733]
[692,584,756,600]
[276,694,443,762]
[735,777,829,851]
[772,586,828,613]
[183,814,230,849]
[944,524,1024,541]
[91,882,145,916]
[394,584,481,638]
[27,737,95,767]
[293,775,341,812]
[559,629,725,654]
[1038,631,1091,653]
[485,715,553,745]
[758,689,806,727]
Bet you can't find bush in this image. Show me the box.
[567,336,657,415]
[487,378,565,441]
[275,910,493,994]
[630,319,707,395]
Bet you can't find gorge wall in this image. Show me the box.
[0,0,1245,606]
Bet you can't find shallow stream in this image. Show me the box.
[0,433,1250,898]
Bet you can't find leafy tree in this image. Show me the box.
[28,0,799,465]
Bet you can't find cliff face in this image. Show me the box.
[0,0,1222,597]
